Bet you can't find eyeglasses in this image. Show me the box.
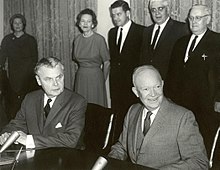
[150,6,166,13]
[188,15,210,22]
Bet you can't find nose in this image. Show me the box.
[53,79,58,86]
[149,88,156,96]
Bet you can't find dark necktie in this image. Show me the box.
[117,28,123,53]
[151,26,160,50]
[188,35,198,57]
[44,98,52,118]
[143,111,153,135]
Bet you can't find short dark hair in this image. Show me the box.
[76,8,98,32]
[34,57,64,75]
[9,14,26,32]
[110,0,130,12]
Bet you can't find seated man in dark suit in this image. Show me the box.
[0,57,87,149]
[108,65,208,169]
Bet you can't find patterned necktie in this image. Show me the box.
[143,111,153,135]
[117,28,123,53]
[151,26,160,50]
[44,98,52,118]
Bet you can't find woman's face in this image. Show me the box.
[12,18,24,32]
[79,14,94,33]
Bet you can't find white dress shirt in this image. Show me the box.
[141,107,160,132]
[151,17,170,48]
[116,20,132,52]
[184,31,206,62]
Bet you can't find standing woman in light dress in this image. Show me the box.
[72,8,110,107]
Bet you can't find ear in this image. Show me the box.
[132,87,139,98]
[126,10,131,19]
[206,15,211,24]
[35,75,42,86]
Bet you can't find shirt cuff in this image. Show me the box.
[26,135,35,149]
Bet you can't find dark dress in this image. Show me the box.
[0,33,38,119]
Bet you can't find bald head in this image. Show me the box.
[189,4,211,16]
[133,65,162,87]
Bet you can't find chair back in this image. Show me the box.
[84,103,114,154]
[209,125,220,168]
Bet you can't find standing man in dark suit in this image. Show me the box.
[140,0,188,80]
[0,57,87,149]
[166,4,220,156]
[108,0,145,141]
[108,65,208,169]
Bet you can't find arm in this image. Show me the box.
[33,98,87,149]
[161,111,209,170]
[99,36,110,81]
[103,60,110,81]
[108,107,131,160]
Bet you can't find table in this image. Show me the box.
[0,148,157,170]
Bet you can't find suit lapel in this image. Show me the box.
[120,22,135,54]
[140,98,168,152]
[36,90,45,133]
[133,106,144,158]
[44,90,65,128]
[156,18,173,49]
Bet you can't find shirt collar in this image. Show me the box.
[155,17,170,31]
[44,94,57,107]
[119,20,132,31]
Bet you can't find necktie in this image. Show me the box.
[188,35,198,57]
[44,98,52,118]
[143,111,153,135]
[151,26,160,50]
[117,28,123,53]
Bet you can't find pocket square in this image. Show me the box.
[55,122,62,128]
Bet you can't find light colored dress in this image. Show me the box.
[73,32,110,107]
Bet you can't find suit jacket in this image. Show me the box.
[140,18,188,80]
[108,97,208,170]
[165,29,220,112]
[108,21,145,109]
[1,88,87,149]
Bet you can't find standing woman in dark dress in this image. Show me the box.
[0,14,38,120]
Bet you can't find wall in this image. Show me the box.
[0,0,3,42]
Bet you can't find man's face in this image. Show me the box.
[13,18,24,32]
[188,7,210,35]
[150,1,169,25]
[111,7,130,27]
[132,70,164,111]
[36,64,64,98]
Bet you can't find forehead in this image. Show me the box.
[111,7,125,14]
[38,65,63,77]
[13,18,22,22]
[190,7,206,16]
[135,70,161,87]
[81,14,92,20]
[150,1,166,8]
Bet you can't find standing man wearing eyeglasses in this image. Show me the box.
[140,0,188,81]
[166,4,220,156]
